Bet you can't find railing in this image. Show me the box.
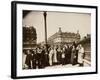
[83,51,91,66]
[83,59,91,66]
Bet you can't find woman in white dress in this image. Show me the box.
[49,47,54,66]
[77,44,84,66]
[53,46,58,65]
[22,50,27,69]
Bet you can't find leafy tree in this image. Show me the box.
[23,26,37,42]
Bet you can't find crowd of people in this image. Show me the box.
[23,43,85,69]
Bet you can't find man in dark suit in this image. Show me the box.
[25,50,32,69]
[31,49,37,69]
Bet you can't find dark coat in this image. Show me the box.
[25,54,32,68]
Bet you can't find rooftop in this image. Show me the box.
[48,27,80,40]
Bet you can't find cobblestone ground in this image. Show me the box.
[45,64,79,69]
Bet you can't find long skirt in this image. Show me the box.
[78,52,83,63]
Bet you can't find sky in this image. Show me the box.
[23,11,91,43]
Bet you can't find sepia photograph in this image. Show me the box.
[11,1,97,79]
[22,11,91,69]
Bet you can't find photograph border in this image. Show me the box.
[11,1,98,79]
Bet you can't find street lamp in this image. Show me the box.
[43,11,48,53]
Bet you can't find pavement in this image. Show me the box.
[45,64,79,69]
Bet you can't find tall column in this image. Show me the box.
[43,11,48,52]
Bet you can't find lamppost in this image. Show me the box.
[43,11,48,53]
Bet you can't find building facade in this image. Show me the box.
[47,27,80,46]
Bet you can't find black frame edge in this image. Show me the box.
[11,1,17,79]
[11,1,97,8]
[11,1,98,79]
[14,72,97,79]
[96,6,98,74]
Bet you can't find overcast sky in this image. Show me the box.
[23,11,91,43]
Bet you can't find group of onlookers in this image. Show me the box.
[23,43,85,69]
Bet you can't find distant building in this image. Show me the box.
[23,26,37,50]
[47,27,80,46]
